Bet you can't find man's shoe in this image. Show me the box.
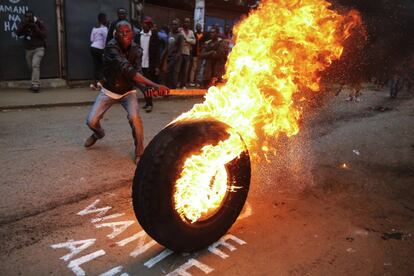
[145,105,153,113]
[31,85,39,93]
[84,134,98,148]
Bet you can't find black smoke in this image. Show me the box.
[325,0,414,84]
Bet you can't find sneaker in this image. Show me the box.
[189,83,196,87]
[31,84,39,93]
[145,105,153,113]
[142,104,148,109]
[84,134,98,148]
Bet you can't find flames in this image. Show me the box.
[173,0,363,223]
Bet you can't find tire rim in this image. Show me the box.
[173,132,245,224]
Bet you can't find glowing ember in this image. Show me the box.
[173,0,362,223]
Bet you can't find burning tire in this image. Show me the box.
[132,118,251,252]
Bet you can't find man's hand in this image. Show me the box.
[144,85,170,97]
[157,85,169,96]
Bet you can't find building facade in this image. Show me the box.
[0,0,251,82]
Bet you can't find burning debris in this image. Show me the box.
[133,0,363,252]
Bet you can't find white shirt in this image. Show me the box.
[101,86,136,100]
[140,30,151,68]
[90,25,108,49]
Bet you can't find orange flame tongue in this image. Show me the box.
[174,0,362,222]
[178,0,361,151]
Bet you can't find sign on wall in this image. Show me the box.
[0,0,59,81]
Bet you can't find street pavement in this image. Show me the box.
[0,86,205,110]
[0,86,413,275]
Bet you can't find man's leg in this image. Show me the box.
[25,49,34,90]
[141,68,153,110]
[197,59,206,87]
[181,54,191,87]
[31,47,45,89]
[189,56,198,85]
[85,91,115,146]
[167,56,177,89]
[173,54,183,88]
[120,93,144,160]
[90,47,103,87]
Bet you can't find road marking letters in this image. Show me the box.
[51,198,251,275]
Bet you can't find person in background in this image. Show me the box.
[223,24,233,40]
[199,26,226,88]
[156,25,169,85]
[16,10,47,93]
[106,7,128,44]
[164,19,184,89]
[84,21,169,164]
[189,23,206,87]
[134,16,161,113]
[177,18,195,89]
[346,80,363,102]
[89,13,108,90]
[156,25,169,56]
[389,66,403,99]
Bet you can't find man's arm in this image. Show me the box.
[186,30,196,45]
[174,33,184,56]
[200,41,214,58]
[33,20,47,39]
[16,20,29,36]
[105,45,169,96]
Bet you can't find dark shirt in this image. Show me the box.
[192,31,207,57]
[167,31,184,58]
[16,18,47,50]
[101,38,143,94]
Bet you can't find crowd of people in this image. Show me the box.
[13,8,414,164]
[89,8,234,112]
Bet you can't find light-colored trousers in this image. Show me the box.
[189,56,200,84]
[25,47,45,85]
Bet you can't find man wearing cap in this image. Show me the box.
[134,16,161,113]
[84,21,169,164]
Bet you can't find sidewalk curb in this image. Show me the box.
[0,94,204,111]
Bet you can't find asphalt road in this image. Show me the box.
[0,89,413,275]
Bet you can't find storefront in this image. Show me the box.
[0,0,249,82]
[0,0,59,80]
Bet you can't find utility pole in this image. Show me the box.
[194,0,205,30]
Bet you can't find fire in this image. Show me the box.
[173,0,362,223]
